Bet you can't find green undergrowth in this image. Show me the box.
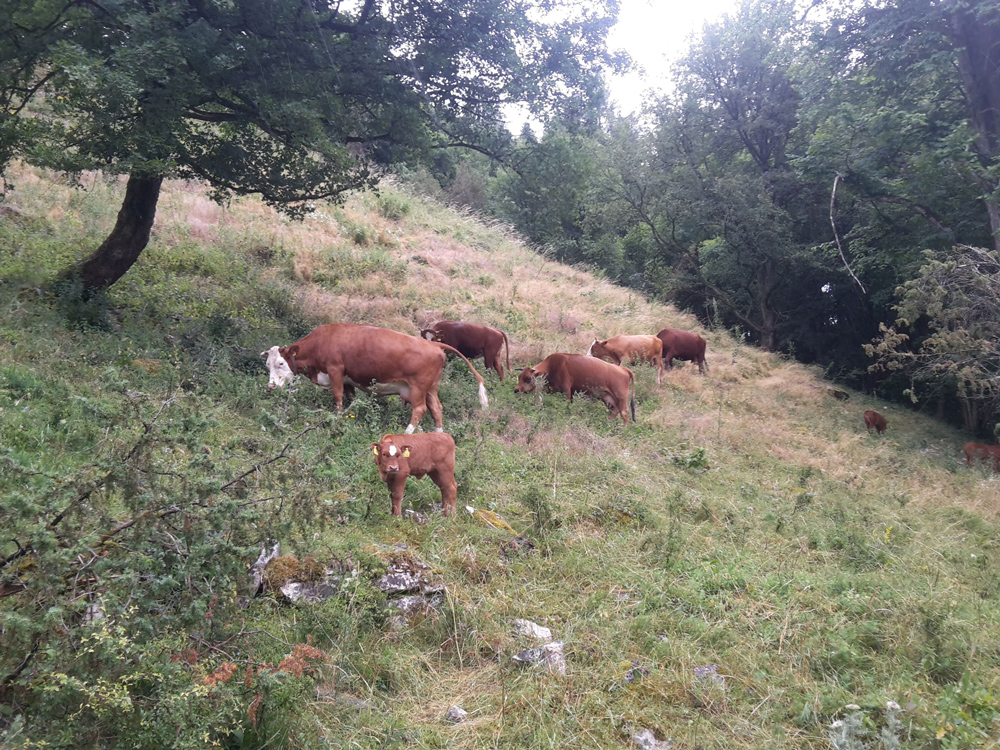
[1,172,999,749]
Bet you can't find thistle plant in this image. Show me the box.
[829,702,905,750]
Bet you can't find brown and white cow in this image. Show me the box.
[655,328,707,374]
[863,409,888,435]
[963,442,1000,472]
[588,335,665,384]
[420,321,511,380]
[371,433,458,516]
[262,324,487,434]
[514,353,636,425]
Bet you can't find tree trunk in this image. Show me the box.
[950,3,1000,251]
[63,174,162,294]
[757,260,780,352]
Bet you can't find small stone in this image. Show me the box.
[444,706,468,724]
[633,728,672,750]
[623,664,650,684]
[512,618,552,642]
[693,663,725,687]
[403,509,428,524]
[513,641,565,674]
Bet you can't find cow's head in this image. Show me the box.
[420,328,442,342]
[514,366,537,394]
[588,339,612,361]
[371,437,413,479]
[261,345,299,389]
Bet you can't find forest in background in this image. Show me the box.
[414,0,1000,437]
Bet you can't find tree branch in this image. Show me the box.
[830,172,866,293]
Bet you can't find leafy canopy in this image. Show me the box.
[1,0,624,214]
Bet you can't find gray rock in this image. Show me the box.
[512,618,552,642]
[403,509,428,524]
[633,728,672,750]
[512,641,565,674]
[693,663,725,687]
[377,570,424,595]
[623,664,650,684]
[279,581,343,604]
[444,706,468,724]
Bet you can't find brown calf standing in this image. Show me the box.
[864,409,888,435]
[589,335,665,384]
[371,433,458,516]
[963,442,1000,473]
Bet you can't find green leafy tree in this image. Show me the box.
[0,0,621,293]
[867,245,1000,434]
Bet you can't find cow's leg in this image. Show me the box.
[485,347,503,380]
[432,471,458,516]
[426,390,444,432]
[387,474,407,516]
[406,389,428,434]
[326,367,347,411]
[654,355,664,385]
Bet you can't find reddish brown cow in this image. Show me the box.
[588,335,665,384]
[655,328,707,374]
[864,409,888,435]
[371,433,457,516]
[515,353,636,425]
[420,321,511,380]
[963,442,1000,472]
[262,324,487,434]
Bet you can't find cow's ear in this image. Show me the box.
[260,350,268,357]
[371,443,380,456]
[401,445,413,458]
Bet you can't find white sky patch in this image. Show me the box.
[504,0,740,131]
[607,0,740,115]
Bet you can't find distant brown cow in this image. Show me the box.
[963,442,1000,472]
[371,433,457,516]
[864,409,888,435]
[588,335,665,384]
[655,328,707,374]
[421,321,511,380]
[515,353,636,425]
[263,324,487,434]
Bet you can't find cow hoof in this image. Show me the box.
[405,425,416,435]
[434,427,443,433]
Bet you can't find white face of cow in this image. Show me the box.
[262,346,295,389]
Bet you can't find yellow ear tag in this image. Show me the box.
[373,446,379,455]
[402,448,410,457]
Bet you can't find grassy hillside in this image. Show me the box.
[2,167,999,749]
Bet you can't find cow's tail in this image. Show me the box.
[628,369,636,423]
[435,342,489,409]
[501,330,511,375]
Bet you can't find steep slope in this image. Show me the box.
[1,168,999,749]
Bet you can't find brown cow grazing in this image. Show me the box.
[963,442,1000,472]
[262,324,487,434]
[655,328,707,374]
[420,321,511,380]
[515,353,636,425]
[588,335,665,384]
[863,409,888,435]
[371,433,457,516]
